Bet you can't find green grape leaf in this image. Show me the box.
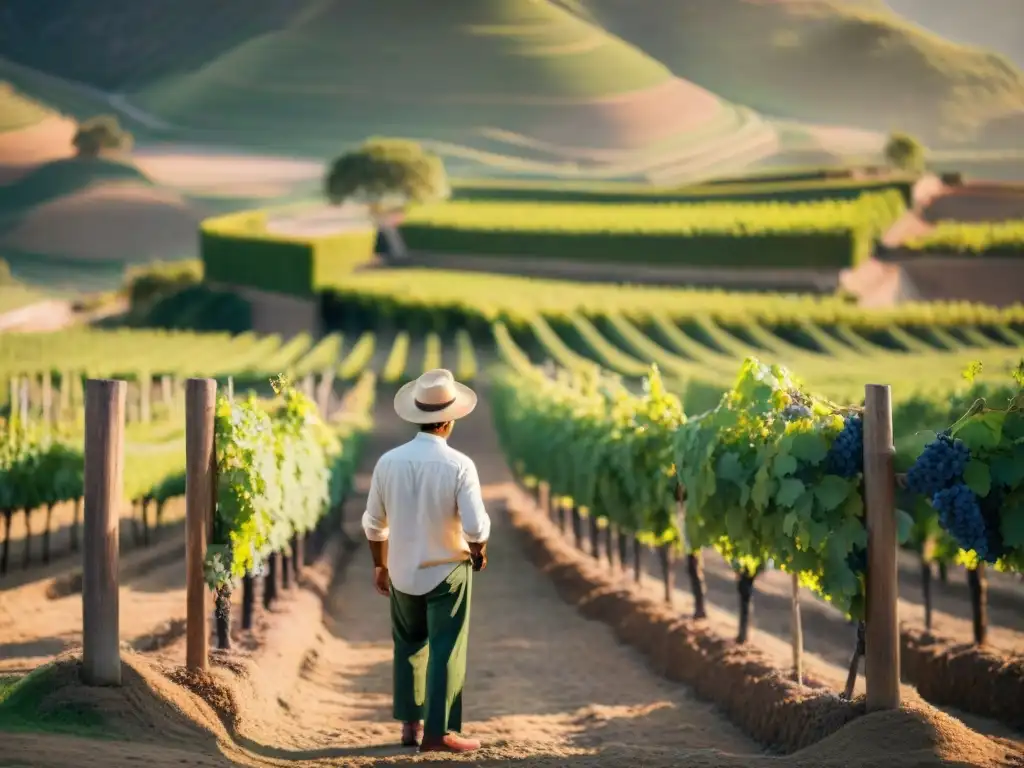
[1002,410,1024,442]
[789,431,828,465]
[990,449,1024,487]
[752,465,772,510]
[894,430,935,473]
[783,511,798,536]
[963,459,992,497]
[772,453,798,479]
[815,475,853,511]
[952,410,1005,452]
[717,452,746,484]
[777,477,805,507]
[1001,494,1024,548]
[896,509,914,545]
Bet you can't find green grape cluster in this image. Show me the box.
[207,372,375,589]
[674,357,889,618]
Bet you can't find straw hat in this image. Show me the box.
[394,369,478,424]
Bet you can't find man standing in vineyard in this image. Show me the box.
[361,369,490,754]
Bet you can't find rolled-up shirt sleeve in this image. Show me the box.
[361,462,389,542]
[456,459,490,543]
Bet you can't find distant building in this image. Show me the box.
[840,254,1024,308]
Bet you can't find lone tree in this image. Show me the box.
[884,132,926,174]
[324,138,449,216]
[73,115,133,158]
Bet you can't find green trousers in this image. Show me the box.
[390,562,473,738]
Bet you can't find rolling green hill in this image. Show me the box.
[0,0,778,181]
[583,0,1024,148]
[0,157,151,214]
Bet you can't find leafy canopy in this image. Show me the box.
[324,138,449,211]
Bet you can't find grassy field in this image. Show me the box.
[583,0,1024,147]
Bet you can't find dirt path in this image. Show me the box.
[241,394,762,764]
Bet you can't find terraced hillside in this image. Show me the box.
[584,0,1024,147]
[0,0,779,180]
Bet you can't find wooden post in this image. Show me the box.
[161,375,172,409]
[19,378,29,422]
[140,375,152,423]
[863,384,900,711]
[8,376,17,420]
[41,371,53,424]
[185,378,217,672]
[59,371,71,420]
[791,572,803,684]
[317,370,334,415]
[81,379,126,686]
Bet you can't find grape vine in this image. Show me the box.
[206,372,375,590]
[901,363,1024,573]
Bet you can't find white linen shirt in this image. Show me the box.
[361,432,491,596]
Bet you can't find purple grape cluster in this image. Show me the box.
[932,483,989,560]
[781,403,813,421]
[905,432,969,497]
[825,414,863,478]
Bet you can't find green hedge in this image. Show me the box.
[450,174,916,207]
[400,226,870,269]
[201,209,377,297]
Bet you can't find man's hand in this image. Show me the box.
[374,566,390,596]
[469,542,488,572]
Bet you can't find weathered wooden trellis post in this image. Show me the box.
[81,379,126,686]
[863,383,900,711]
[185,378,217,671]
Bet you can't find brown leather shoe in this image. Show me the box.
[401,721,422,747]
[419,733,481,753]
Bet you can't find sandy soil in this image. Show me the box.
[0,182,202,261]
[0,116,76,184]
[1,393,1021,767]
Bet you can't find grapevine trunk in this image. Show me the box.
[264,552,279,608]
[1,508,12,574]
[215,585,232,650]
[658,543,672,605]
[42,503,54,564]
[242,573,255,630]
[736,568,759,644]
[21,507,31,569]
[967,564,988,645]
[686,552,707,619]
[920,558,933,632]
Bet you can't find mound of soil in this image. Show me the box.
[507,493,1024,768]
